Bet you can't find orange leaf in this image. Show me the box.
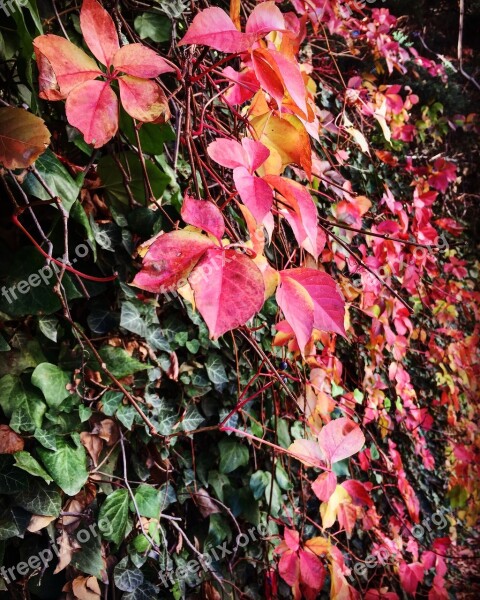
[118,76,170,123]
[0,108,50,169]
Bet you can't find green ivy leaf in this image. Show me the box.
[31,363,71,408]
[37,436,88,496]
[114,556,144,592]
[99,489,130,546]
[205,354,228,386]
[13,479,61,516]
[0,375,46,433]
[13,451,52,483]
[218,439,249,474]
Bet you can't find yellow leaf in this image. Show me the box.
[320,484,351,528]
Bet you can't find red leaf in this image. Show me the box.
[112,44,174,78]
[312,471,337,502]
[207,138,269,172]
[242,138,271,172]
[181,194,225,242]
[233,167,273,224]
[276,273,314,353]
[222,67,259,105]
[207,138,249,170]
[118,76,169,122]
[80,0,119,66]
[178,7,252,53]
[132,230,215,293]
[278,550,299,586]
[399,562,424,595]
[284,528,300,552]
[245,1,286,36]
[189,248,265,338]
[65,80,118,148]
[252,48,286,111]
[318,418,365,464]
[299,549,326,591]
[33,35,101,99]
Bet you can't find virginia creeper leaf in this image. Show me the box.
[80,0,119,67]
[33,35,101,98]
[118,76,169,122]
[180,194,225,242]
[66,80,118,148]
[112,44,174,78]
[178,7,252,53]
[132,230,215,293]
[318,417,365,464]
[189,248,265,338]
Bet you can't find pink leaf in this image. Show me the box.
[233,167,273,224]
[282,268,345,335]
[284,528,300,552]
[278,550,299,587]
[208,138,269,173]
[65,80,118,148]
[245,1,286,36]
[299,549,326,591]
[312,471,337,502]
[318,418,365,464]
[189,248,265,338]
[276,273,314,353]
[207,138,248,170]
[288,439,325,468]
[33,35,101,99]
[80,0,119,67]
[178,7,253,53]
[181,194,225,242]
[241,138,270,172]
[264,176,318,258]
[222,66,259,105]
[118,76,169,122]
[112,44,175,78]
[268,49,308,118]
[276,268,345,352]
[132,230,215,292]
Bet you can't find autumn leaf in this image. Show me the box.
[132,230,216,292]
[34,0,173,148]
[0,108,51,169]
[318,417,365,464]
[0,424,24,454]
[276,268,346,353]
[189,247,265,338]
[181,194,225,242]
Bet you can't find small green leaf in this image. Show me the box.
[22,149,80,213]
[99,489,130,545]
[114,556,144,592]
[250,471,271,500]
[13,451,52,483]
[94,346,152,379]
[218,439,249,474]
[134,13,172,42]
[31,363,71,408]
[205,354,228,386]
